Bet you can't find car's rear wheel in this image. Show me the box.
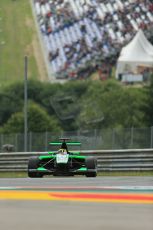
[28,157,43,178]
[85,157,97,177]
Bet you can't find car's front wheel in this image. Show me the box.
[28,157,43,178]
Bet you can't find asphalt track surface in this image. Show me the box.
[0,177,153,230]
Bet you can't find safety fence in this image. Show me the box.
[1,127,153,152]
[0,149,153,173]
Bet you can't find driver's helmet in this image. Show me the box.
[57,148,67,154]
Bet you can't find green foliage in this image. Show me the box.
[1,101,61,133]
[0,79,150,133]
[0,82,23,125]
[77,80,146,129]
[49,80,89,131]
[27,101,61,132]
[2,112,24,133]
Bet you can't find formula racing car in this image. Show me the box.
[28,138,97,177]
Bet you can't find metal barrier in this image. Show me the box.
[0,149,153,172]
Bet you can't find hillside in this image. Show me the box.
[0,0,47,86]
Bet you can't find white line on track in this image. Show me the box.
[0,186,153,191]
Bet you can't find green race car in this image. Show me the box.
[28,138,97,177]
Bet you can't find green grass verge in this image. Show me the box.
[98,171,153,176]
[0,171,152,178]
[0,0,41,86]
[0,172,28,178]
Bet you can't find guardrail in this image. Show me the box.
[0,149,153,172]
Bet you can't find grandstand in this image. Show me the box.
[33,0,153,81]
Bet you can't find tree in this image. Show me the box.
[1,101,62,133]
[0,95,23,126]
[49,80,89,131]
[0,78,148,133]
[77,80,146,129]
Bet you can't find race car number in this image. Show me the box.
[56,153,69,163]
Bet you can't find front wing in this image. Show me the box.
[28,167,96,176]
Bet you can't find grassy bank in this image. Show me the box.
[0,0,47,86]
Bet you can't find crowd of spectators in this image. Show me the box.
[33,0,153,80]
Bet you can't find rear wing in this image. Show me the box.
[49,142,81,146]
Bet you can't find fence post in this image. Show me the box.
[0,134,4,152]
[130,127,134,148]
[24,56,28,152]
[0,134,2,152]
[150,126,153,148]
[112,128,115,149]
[45,131,48,151]
[15,133,18,152]
[29,132,32,152]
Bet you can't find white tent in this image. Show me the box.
[116,30,153,80]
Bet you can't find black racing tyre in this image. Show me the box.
[28,157,42,178]
[85,157,97,177]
